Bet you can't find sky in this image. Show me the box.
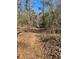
[21,0,61,15]
[30,0,42,14]
[21,0,42,14]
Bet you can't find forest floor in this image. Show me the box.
[17,26,61,59]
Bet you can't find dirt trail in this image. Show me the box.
[17,31,44,59]
[17,28,61,59]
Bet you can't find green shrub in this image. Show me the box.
[17,13,28,26]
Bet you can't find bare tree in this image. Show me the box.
[25,0,31,29]
[17,0,21,15]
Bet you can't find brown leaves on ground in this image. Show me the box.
[17,27,61,59]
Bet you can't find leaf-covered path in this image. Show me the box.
[17,27,61,59]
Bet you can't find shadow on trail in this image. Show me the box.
[28,28,47,33]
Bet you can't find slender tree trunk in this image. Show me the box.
[26,0,31,30]
[17,0,21,16]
